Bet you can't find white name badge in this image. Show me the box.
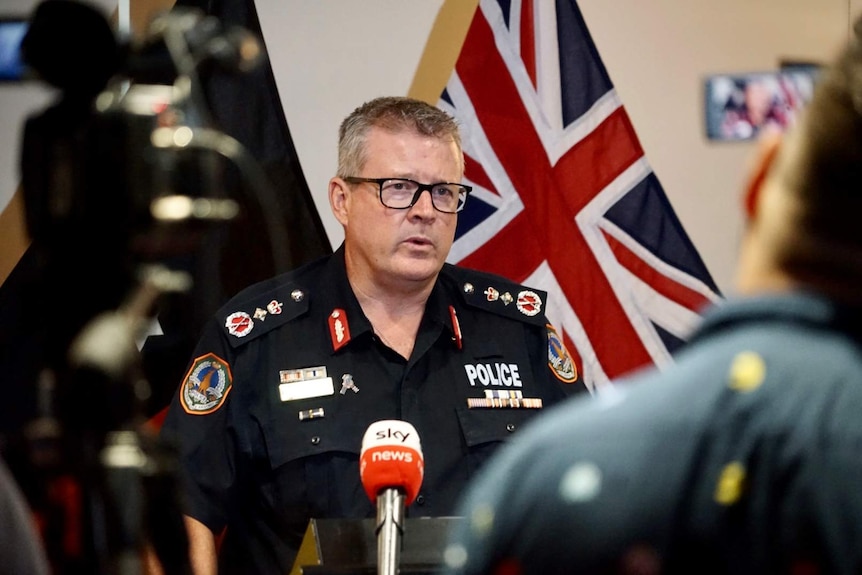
[279,377,335,402]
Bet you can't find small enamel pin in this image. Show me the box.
[340,373,359,395]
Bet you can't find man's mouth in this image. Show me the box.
[405,236,432,247]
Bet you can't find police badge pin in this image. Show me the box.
[340,374,359,395]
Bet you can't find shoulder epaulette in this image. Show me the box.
[220,281,310,347]
[443,264,548,327]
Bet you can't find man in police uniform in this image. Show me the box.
[444,22,862,575]
[160,96,585,574]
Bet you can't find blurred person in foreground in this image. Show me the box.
[0,457,49,575]
[444,20,862,575]
[160,96,585,574]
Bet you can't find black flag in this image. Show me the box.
[141,0,334,415]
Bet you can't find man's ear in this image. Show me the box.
[742,129,783,219]
[329,177,350,226]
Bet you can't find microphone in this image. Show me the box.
[360,420,424,575]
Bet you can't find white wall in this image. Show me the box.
[2,0,858,293]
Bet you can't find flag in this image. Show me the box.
[140,0,333,417]
[439,0,722,391]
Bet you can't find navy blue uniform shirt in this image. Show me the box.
[161,246,584,574]
[446,291,862,575]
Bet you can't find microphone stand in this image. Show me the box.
[376,489,405,575]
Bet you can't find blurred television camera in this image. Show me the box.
[1,1,281,573]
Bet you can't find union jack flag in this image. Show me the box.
[440,0,722,391]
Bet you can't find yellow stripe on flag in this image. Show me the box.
[0,187,30,287]
[407,0,479,104]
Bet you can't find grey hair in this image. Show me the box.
[336,96,464,178]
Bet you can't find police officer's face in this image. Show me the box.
[337,126,461,288]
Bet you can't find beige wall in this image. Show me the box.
[2,1,858,293]
[577,0,851,293]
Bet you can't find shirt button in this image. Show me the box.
[311,436,321,445]
[415,494,425,506]
[506,423,516,433]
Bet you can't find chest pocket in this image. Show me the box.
[454,404,538,471]
[256,393,390,519]
[262,395,360,468]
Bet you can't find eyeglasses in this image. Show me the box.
[344,177,471,214]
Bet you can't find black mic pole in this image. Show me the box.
[376,488,405,575]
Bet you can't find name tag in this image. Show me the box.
[279,377,334,402]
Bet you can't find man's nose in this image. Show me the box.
[408,188,437,215]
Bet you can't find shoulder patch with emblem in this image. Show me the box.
[181,353,233,415]
[546,324,578,383]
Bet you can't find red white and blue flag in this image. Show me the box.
[440,0,722,391]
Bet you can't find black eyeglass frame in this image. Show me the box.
[343,177,472,214]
